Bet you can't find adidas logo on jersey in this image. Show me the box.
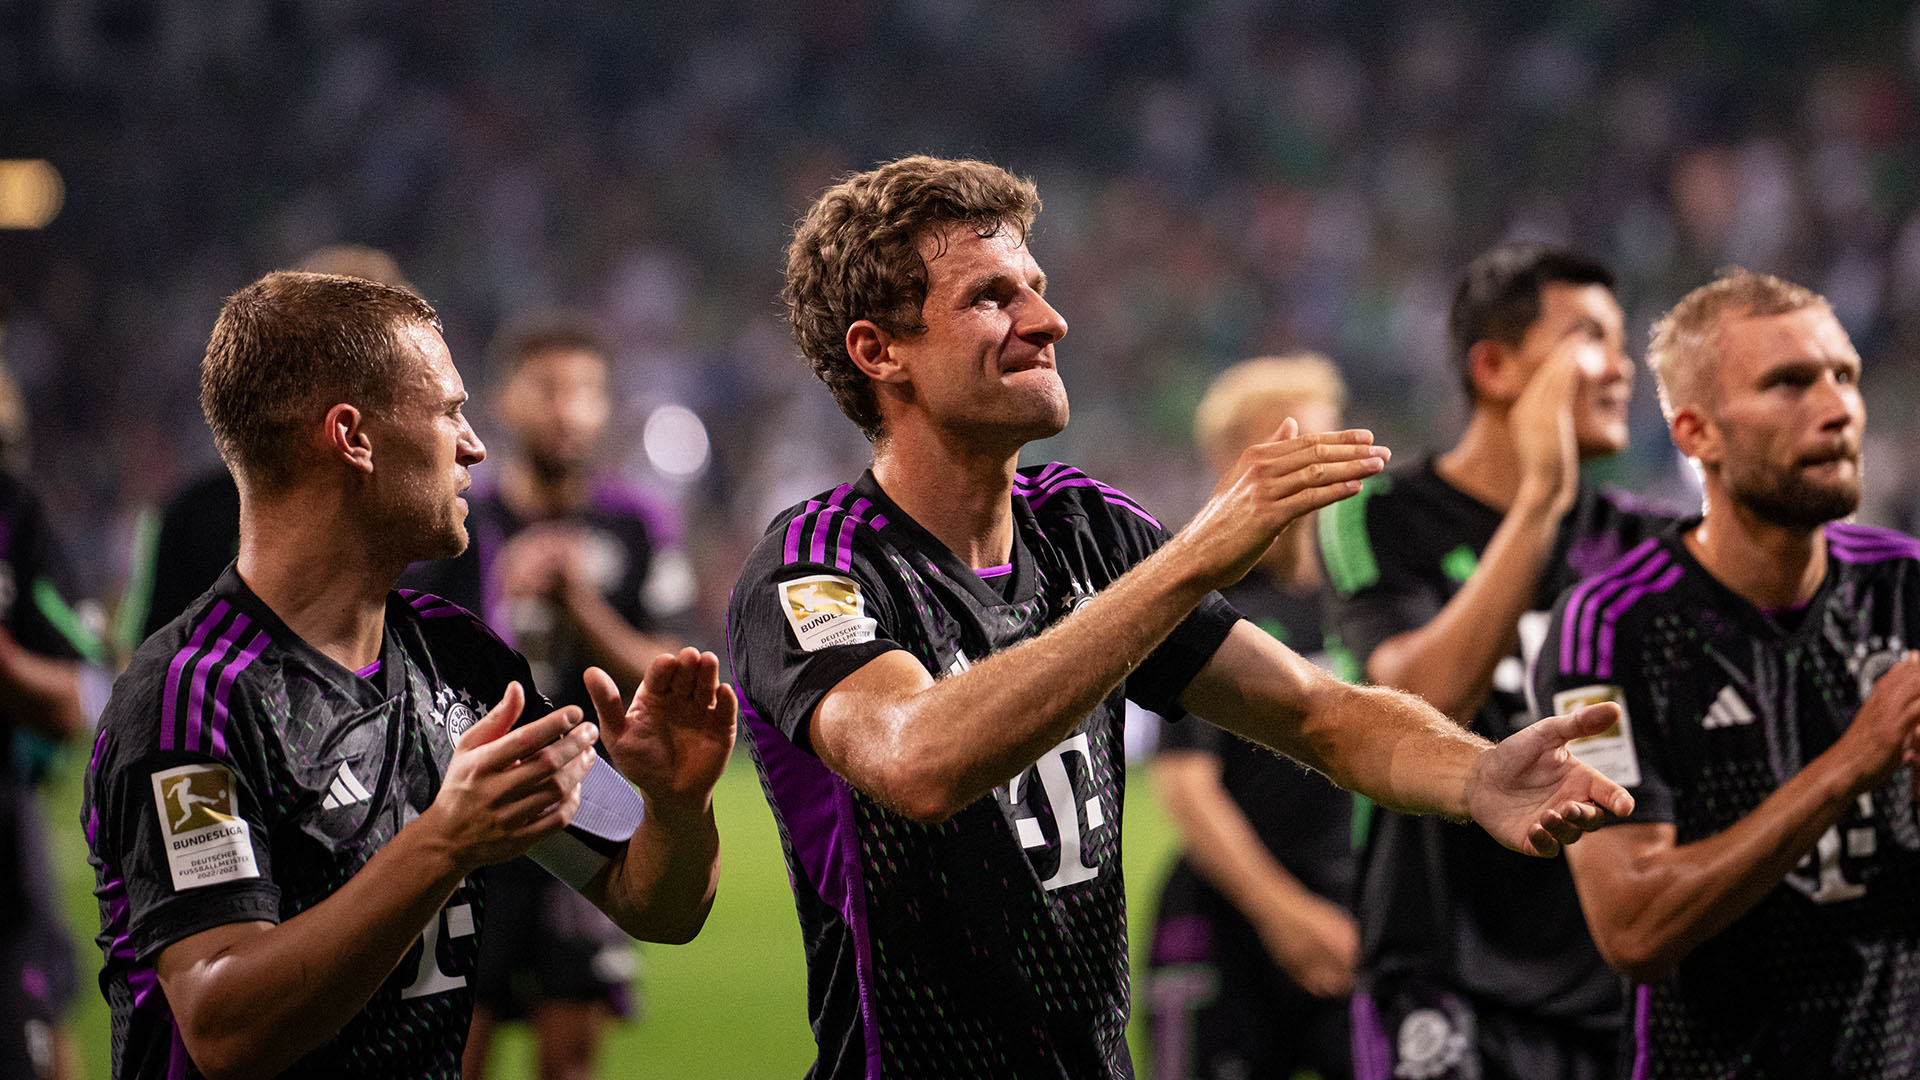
[1701,686,1755,730]
[322,762,372,810]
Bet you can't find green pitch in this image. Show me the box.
[50,754,1183,1078]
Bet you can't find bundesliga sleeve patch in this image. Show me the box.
[149,763,260,890]
[1552,684,1641,788]
[778,574,877,652]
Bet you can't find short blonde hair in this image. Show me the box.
[1194,353,1347,466]
[1648,269,1829,421]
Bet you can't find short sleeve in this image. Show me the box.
[88,679,282,962]
[727,518,904,753]
[1530,586,1675,825]
[1317,475,1441,667]
[1128,593,1241,719]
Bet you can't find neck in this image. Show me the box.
[235,482,401,671]
[1685,491,1828,610]
[1435,408,1526,510]
[870,429,1019,568]
[501,457,590,519]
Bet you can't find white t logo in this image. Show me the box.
[400,891,477,998]
[1006,732,1105,891]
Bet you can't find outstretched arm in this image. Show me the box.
[583,650,735,943]
[1566,654,1920,982]
[810,424,1389,823]
[156,685,599,1080]
[1184,620,1632,856]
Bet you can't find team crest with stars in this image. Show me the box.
[1848,636,1904,702]
[431,685,481,747]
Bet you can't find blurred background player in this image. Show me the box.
[0,294,98,1080]
[119,244,414,653]
[1535,270,1920,1078]
[1145,353,1359,1080]
[402,313,688,1080]
[1320,244,1670,1080]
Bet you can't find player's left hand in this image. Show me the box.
[585,650,737,821]
[1466,701,1634,857]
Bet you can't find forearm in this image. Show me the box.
[1576,754,1867,981]
[832,539,1215,821]
[560,583,680,690]
[0,652,85,740]
[1154,754,1326,921]
[586,798,720,944]
[1365,490,1562,722]
[160,821,470,1078]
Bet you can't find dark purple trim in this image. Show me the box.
[1349,991,1390,1080]
[354,659,383,678]
[160,600,229,751]
[975,562,1014,579]
[1631,983,1652,1080]
[1560,538,1661,675]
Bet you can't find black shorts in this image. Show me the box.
[1145,877,1352,1080]
[1352,980,1617,1080]
[472,856,637,1019]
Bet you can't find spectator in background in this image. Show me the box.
[403,313,687,1080]
[1145,353,1359,1080]
[119,245,413,655]
[1320,245,1671,1080]
[0,295,103,1080]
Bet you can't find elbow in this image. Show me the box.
[890,770,969,825]
[178,1033,272,1080]
[631,894,716,946]
[1592,925,1680,985]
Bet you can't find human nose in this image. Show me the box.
[459,421,486,466]
[1019,289,1068,346]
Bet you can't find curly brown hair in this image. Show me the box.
[782,156,1040,440]
[202,271,442,487]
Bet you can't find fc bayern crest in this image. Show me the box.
[444,702,479,746]
[1849,636,1904,702]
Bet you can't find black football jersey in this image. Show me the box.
[728,465,1240,1079]
[1533,522,1920,1079]
[1319,456,1670,1025]
[84,567,640,1079]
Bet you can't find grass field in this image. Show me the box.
[47,754,1183,1079]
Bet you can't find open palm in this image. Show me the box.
[1467,702,1635,856]
[585,649,737,817]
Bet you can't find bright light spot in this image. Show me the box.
[0,161,63,229]
[643,404,710,478]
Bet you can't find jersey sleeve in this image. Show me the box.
[88,670,283,962]
[1316,473,1440,668]
[1530,584,1676,825]
[727,514,904,752]
[1040,472,1240,717]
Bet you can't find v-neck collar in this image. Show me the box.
[214,564,405,703]
[855,470,1039,609]
[1667,520,1837,648]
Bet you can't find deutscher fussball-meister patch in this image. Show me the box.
[149,762,259,890]
[779,574,877,652]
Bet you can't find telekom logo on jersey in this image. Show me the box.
[1003,734,1106,891]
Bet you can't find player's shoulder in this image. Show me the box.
[1014,461,1164,534]
[103,586,282,759]
[393,588,514,655]
[1549,534,1688,680]
[743,479,900,581]
[1825,521,1920,572]
[588,475,680,544]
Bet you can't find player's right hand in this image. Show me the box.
[1838,652,1920,792]
[425,681,600,869]
[1509,333,1586,515]
[1171,418,1388,592]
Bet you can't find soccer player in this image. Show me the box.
[403,314,688,1079]
[727,155,1633,1078]
[83,272,734,1079]
[1318,244,1668,1080]
[1145,353,1359,1080]
[1533,270,1920,1078]
[0,302,97,1080]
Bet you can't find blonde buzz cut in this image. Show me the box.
[1194,352,1348,466]
[1648,268,1830,423]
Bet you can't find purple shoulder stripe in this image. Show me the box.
[590,476,683,545]
[1827,522,1920,564]
[781,485,887,572]
[160,601,229,751]
[1596,563,1682,679]
[1558,538,1662,677]
[1018,462,1164,529]
[158,597,273,756]
[403,589,475,620]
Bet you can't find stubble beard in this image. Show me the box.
[1728,456,1862,529]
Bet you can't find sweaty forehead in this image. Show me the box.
[396,322,465,401]
[916,224,1036,283]
[1723,306,1855,370]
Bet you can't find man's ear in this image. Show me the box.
[325,403,375,475]
[846,320,910,385]
[1670,405,1719,470]
[1467,338,1524,402]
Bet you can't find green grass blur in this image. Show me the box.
[48,754,1182,1079]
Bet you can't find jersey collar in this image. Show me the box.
[854,470,1040,610]
[211,563,407,703]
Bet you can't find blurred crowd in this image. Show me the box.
[4,0,1920,648]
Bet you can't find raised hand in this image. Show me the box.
[1509,333,1587,515]
[426,681,600,868]
[1171,418,1390,593]
[584,649,737,820]
[1466,701,1635,856]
